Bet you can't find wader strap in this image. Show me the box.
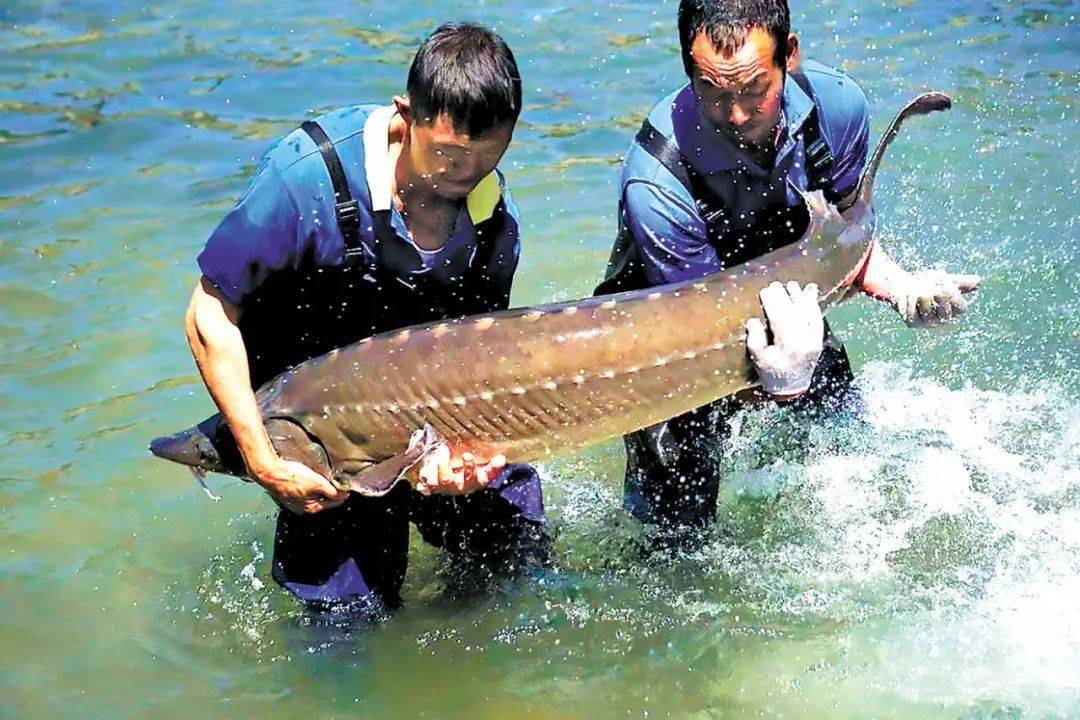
[634,120,694,195]
[466,200,503,272]
[788,71,835,194]
[300,120,364,261]
[634,119,726,225]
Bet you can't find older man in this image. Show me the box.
[597,0,980,532]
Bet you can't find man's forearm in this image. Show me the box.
[855,240,907,303]
[185,281,276,480]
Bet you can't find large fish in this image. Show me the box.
[151,92,951,497]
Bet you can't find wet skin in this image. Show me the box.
[391,96,514,251]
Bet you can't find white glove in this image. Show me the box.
[893,270,981,328]
[746,281,825,398]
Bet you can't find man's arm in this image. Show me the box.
[623,181,722,286]
[823,74,982,326]
[185,276,347,514]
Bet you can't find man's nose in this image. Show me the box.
[728,103,751,127]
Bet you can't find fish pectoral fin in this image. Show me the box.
[803,188,830,215]
[339,456,413,497]
[803,189,844,225]
[338,425,444,497]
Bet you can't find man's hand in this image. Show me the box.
[856,243,982,328]
[891,270,982,328]
[253,457,349,515]
[745,281,825,399]
[415,443,506,496]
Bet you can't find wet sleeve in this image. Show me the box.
[623,180,721,286]
[826,80,871,200]
[196,160,300,306]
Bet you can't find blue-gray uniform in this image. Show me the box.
[596,61,869,530]
[198,105,544,610]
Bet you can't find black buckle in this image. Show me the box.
[336,199,360,224]
[805,138,833,173]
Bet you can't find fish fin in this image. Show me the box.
[344,425,444,497]
[190,466,221,502]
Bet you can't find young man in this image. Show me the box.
[185,23,544,612]
[597,0,980,532]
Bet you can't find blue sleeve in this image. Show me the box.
[623,180,720,286]
[197,159,300,306]
[823,78,870,199]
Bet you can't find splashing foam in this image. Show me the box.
[819,362,1080,707]
[542,361,1079,708]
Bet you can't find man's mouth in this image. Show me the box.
[718,122,777,152]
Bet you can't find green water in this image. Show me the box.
[1,0,1077,717]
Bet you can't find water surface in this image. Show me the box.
[1,0,1077,717]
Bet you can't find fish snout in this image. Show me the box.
[149,429,209,468]
[149,414,236,474]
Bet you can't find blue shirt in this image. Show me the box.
[616,60,870,287]
[199,104,521,307]
[197,104,523,385]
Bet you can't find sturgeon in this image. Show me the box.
[151,92,951,496]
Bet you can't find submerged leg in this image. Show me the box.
[411,464,549,596]
[270,484,411,615]
[622,325,860,549]
[623,400,733,546]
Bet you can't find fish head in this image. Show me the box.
[149,414,332,486]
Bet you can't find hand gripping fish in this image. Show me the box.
[150,92,951,498]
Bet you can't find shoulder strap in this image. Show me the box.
[467,198,505,270]
[635,120,695,194]
[634,119,726,225]
[788,71,835,193]
[299,120,364,260]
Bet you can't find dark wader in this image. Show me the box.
[595,73,858,532]
[241,121,546,611]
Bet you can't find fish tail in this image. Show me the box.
[857,92,952,205]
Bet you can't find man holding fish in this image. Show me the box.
[184,24,549,610]
[597,0,982,533]
[177,20,836,610]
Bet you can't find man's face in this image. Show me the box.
[689,27,791,149]
[406,114,514,201]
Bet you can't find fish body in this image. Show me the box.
[150,93,951,495]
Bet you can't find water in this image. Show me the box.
[1,0,1077,717]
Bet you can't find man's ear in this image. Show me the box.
[785,33,801,73]
[392,95,413,126]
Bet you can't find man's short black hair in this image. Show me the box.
[677,0,791,78]
[407,22,522,137]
